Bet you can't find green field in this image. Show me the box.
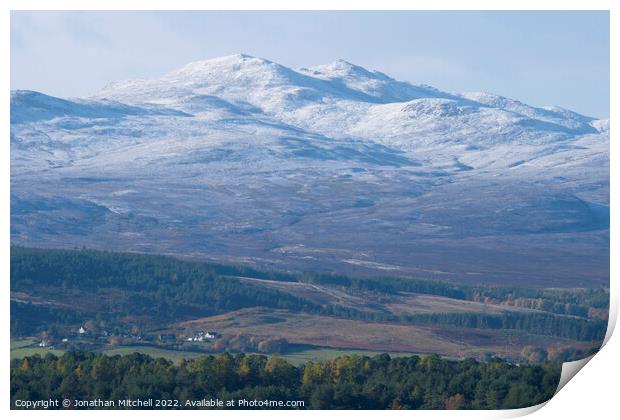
[10,338,421,366]
[10,338,65,359]
[10,339,205,362]
[11,339,37,350]
[11,344,211,363]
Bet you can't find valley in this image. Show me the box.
[10,247,607,365]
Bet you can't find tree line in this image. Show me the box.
[11,351,561,410]
[299,272,609,318]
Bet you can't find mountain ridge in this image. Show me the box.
[10,54,609,287]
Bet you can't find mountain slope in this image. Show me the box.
[10,54,609,287]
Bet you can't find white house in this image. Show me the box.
[186,330,219,342]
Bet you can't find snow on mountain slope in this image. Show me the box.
[97,54,395,113]
[298,59,455,103]
[11,90,188,124]
[10,54,609,287]
[458,91,598,134]
[91,54,605,165]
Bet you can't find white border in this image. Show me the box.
[3,2,616,419]
[2,0,619,11]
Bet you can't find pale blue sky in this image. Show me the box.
[11,11,610,118]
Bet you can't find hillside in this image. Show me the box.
[10,54,609,287]
[11,247,607,363]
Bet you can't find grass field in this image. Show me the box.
[11,340,408,366]
[9,335,428,365]
[178,307,591,359]
[102,345,420,365]
[11,339,37,350]
[10,338,66,359]
[10,343,213,363]
[11,348,65,359]
[231,276,539,316]
[10,339,65,360]
[10,339,209,362]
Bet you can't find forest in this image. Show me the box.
[10,246,606,409]
[10,246,608,342]
[11,351,561,410]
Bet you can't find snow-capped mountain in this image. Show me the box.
[10,54,609,287]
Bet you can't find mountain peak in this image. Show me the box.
[168,53,278,78]
[91,54,592,131]
[330,59,362,70]
[302,59,390,82]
